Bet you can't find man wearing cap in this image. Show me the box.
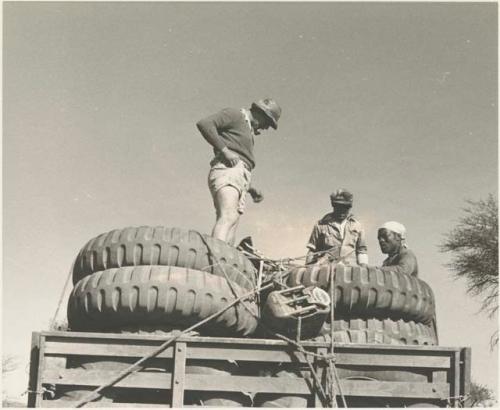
[197,98,282,245]
[306,189,369,266]
[377,221,419,277]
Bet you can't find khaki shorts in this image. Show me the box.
[208,161,252,214]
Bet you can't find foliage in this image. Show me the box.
[2,355,23,408]
[440,195,498,322]
[2,355,18,375]
[469,382,496,407]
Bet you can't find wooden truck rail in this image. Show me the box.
[28,331,470,407]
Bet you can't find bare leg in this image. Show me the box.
[212,186,241,243]
[227,218,240,246]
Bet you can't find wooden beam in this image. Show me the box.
[339,380,450,399]
[42,369,172,390]
[27,332,40,408]
[41,331,463,352]
[44,340,451,369]
[34,334,46,408]
[43,340,312,364]
[41,400,209,408]
[461,347,472,407]
[452,350,460,407]
[41,369,312,394]
[314,347,328,407]
[334,352,450,368]
[171,342,186,408]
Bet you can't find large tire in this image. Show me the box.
[312,318,438,345]
[287,263,436,324]
[67,266,258,336]
[72,226,257,290]
[254,368,309,408]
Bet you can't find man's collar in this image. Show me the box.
[320,213,356,224]
[240,109,254,134]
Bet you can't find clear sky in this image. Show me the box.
[3,1,498,400]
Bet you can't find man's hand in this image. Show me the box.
[221,147,240,167]
[248,187,264,203]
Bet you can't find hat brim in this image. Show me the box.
[331,200,352,205]
[253,104,278,129]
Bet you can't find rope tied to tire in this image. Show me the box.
[72,282,273,408]
[198,234,346,408]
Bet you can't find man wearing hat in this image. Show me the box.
[378,221,419,277]
[306,189,369,266]
[197,98,282,244]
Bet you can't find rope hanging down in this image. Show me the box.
[199,235,345,408]
[73,282,273,408]
[64,233,348,407]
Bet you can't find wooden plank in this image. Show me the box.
[41,400,167,408]
[314,347,328,407]
[452,350,460,407]
[42,369,312,394]
[43,340,310,364]
[44,340,451,369]
[41,331,465,352]
[186,374,312,394]
[339,380,450,399]
[44,340,176,359]
[431,370,448,383]
[41,400,206,408]
[35,334,46,408]
[28,332,40,408]
[461,347,472,407]
[42,368,172,390]
[171,342,186,407]
[334,352,450,369]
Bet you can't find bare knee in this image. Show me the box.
[217,209,240,226]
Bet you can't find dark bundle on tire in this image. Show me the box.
[72,226,257,290]
[67,266,258,337]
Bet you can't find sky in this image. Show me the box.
[3,1,498,402]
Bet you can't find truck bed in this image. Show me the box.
[28,331,470,408]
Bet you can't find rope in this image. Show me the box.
[73,283,272,408]
[49,266,73,330]
[197,235,333,405]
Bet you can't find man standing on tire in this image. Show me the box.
[305,189,369,266]
[377,221,419,277]
[197,98,282,245]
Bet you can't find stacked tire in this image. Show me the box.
[62,226,259,406]
[67,226,259,336]
[286,262,438,346]
[272,262,439,408]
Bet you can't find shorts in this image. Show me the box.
[208,160,252,214]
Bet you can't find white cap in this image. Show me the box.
[380,221,408,247]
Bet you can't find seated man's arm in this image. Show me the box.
[380,251,418,277]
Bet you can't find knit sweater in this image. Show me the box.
[197,107,255,169]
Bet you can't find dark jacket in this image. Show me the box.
[381,247,419,277]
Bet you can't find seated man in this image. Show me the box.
[306,189,368,266]
[377,221,418,277]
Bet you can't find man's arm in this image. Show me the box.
[380,251,418,277]
[356,227,369,266]
[305,225,320,264]
[196,109,240,166]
